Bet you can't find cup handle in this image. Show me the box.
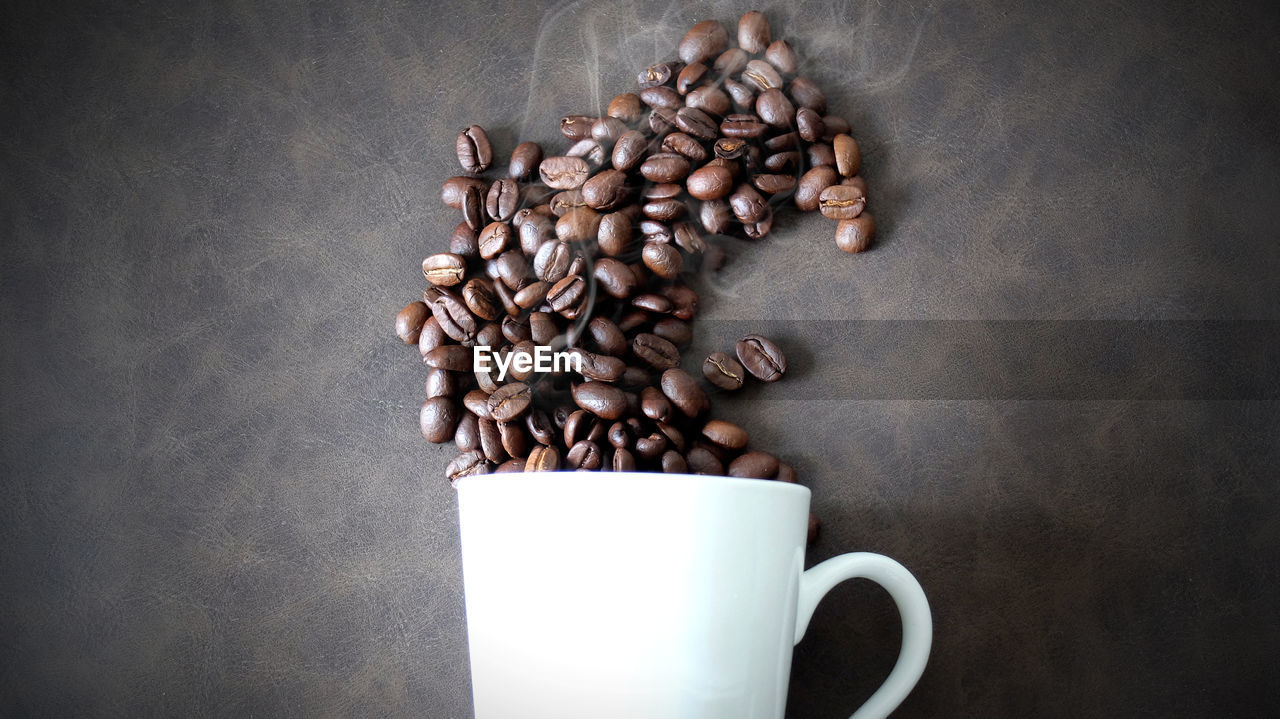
[793,552,933,719]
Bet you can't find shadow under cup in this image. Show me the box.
[454,473,823,719]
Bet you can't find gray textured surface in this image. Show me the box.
[3,0,1279,717]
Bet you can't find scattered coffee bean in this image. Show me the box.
[736,335,787,382]
[836,213,875,253]
[702,352,745,390]
[456,125,492,173]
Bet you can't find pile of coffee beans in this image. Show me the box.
[396,12,876,545]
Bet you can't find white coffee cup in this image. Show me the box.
[455,472,932,719]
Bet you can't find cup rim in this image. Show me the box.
[453,471,811,497]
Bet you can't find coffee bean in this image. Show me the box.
[425,367,457,399]
[635,432,667,460]
[593,257,639,298]
[637,241,681,280]
[818,184,867,220]
[508,142,543,182]
[672,222,705,254]
[835,213,875,253]
[833,134,861,177]
[426,288,478,344]
[741,59,782,92]
[597,211,633,256]
[640,85,682,110]
[729,450,780,479]
[752,174,796,195]
[492,250,532,290]
[662,132,708,163]
[656,421,686,452]
[685,165,734,201]
[442,176,488,209]
[633,333,680,370]
[475,361,500,393]
[638,61,682,89]
[720,113,768,138]
[494,458,526,473]
[796,107,825,142]
[566,138,608,167]
[679,20,728,65]
[724,77,756,108]
[477,222,513,260]
[547,274,586,314]
[729,183,768,223]
[548,190,587,216]
[566,440,603,470]
[808,142,836,168]
[763,151,799,173]
[461,183,485,231]
[660,283,699,320]
[698,199,732,235]
[518,214,554,256]
[795,166,838,211]
[611,130,649,172]
[525,444,561,472]
[736,334,786,382]
[425,345,472,372]
[765,40,798,74]
[450,221,480,258]
[592,117,628,145]
[686,445,724,475]
[823,114,852,138]
[702,352,745,390]
[640,153,691,183]
[456,125,492,173]
[418,316,447,358]
[632,293,672,314]
[612,447,637,471]
[487,382,531,422]
[652,317,692,347]
[419,396,457,443]
[454,412,480,452]
[701,419,748,450]
[581,169,630,211]
[737,10,771,53]
[446,449,490,481]
[649,107,677,135]
[560,115,596,140]
[556,207,602,242]
[539,156,591,189]
[775,462,797,483]
[462,278,501,321]
[608,93,645,123]
[485,178,520,222]
[512,280,550,309]
[661,368,708,417]
[422,253,466,287]
[657,450,685,473]
[572,381,628,420]
[686,85,732,117]
[395,301,429,344]
[569,348,626,382]
[477,418,507,463]
[713,137,747,160]
[675,107,718,140]
[712,47,750,77]
[756,88,795,128]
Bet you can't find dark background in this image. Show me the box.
[3,0,1279,716]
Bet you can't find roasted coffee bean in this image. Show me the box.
[525,312,554,347]
[660,283,699,320]
[724,77,756,108]
[442,176,488,210]
[737,11,771,53]
[675,107,718,140]
[635,432,667,460]
[808,142,836,168]
[581,318,623,358]
[518,213,555,256]
[640,219,674,244]
[649,107,677,135]
[713,137,748,160]
[743,207,773,238]
[713,47,749,77]
[461,183,485,231]
[633,333,680,370]
[608,92,645,123]
[775,462,797,483]
[729,450,780,479]
[720,114,768,138]
[686,85,732,117]
[661,450,688,474]
[729,183,768,223]
[475,360,501,393]
[796,107,825,142]
[454,412,480,452]
[605,421,629,449]
[736,334,786,381]
[508,142,544,182]
[512,281,550,309]
[547,274,586,313]
[425,367,457,399]
[562,410,594,448]
[566,138,608,167]
[572,381,628,420]
[652,317,693,346]
[478,321,505,348]
[612,130,650,172]
[702,352,746,390]
[764,151,800,172]
[395,301,429,344]
[593,257,639,298]
[427,289,478,344]
[632,293,673,313]
[833,134,862,177]
[456,125,492,173]
[450,221,480,258]
[741,59,782,92]
[702,419,749,450]
[642,183,683,201]
[418,316,447,357]
[662,132,708,163]
[640,85,682,110]
[641,241,683,279]
[686,445,724,475]
[787,76,827,113]
[462,278,501,321]
[569,347,626,382]
[446,449,490,481]
[556,207,602,242]
[487,382,531,422]
[591,117,628,145]
[485,178,520,222]
[566,440,603,470]
[618,310,649,333]
[533,240,572,283]
[638,61,682,89]
[548,189,588,216]
[679,20,728,65]
[612,447,637,471]
[419,396,457,443]
[818,184,867,220]
[752,174,796,194]
[686,165,734,200]
[597,212,633,256]
[642,198,685,222]
[493,280,521,318]
[765,40,798,74]
[560,115,596,141]
[425,345,473,373]
[478,222,513,260]
[496,421,529,460]
[672,222,705,254]
[525,444,561,472]
[494,458,525,473]
[756,88,795,128]
[540,156,591,189]
[422,253,467,287]
[823,114,852,137]
[699,198,733,234]
[520,409,553,448]
[639,386,671,422]
[477,418,506,463]
[795,166,838,211]
[836,213,875,253]
[581,169,630,211]
[493,250,532,290]
[656,421,686,452]
[640,153,690,183]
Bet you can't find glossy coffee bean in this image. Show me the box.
[486,178,520,222]
[662,132,708,163]
[833,134,862,177]
[741,59,782,91]
[478,418,506,463]
[593,257,639,298]
[572,381,628,420]
[676,62,707,94]
[462,278,501,321]
[508,142,543,181]
[533,240,572,283]
[426,289,478,344]
[442,176,487,210]
[556,207,602,242]
[679,20,729,65]
[638,61,682,89]
[581,169,630,211]
[686,165,734,200]
[487,382,532,422]
[796,107,825,142]
[642,241,683,279]
[702,352,745,390]
[456,125,492,173]
[736,334,786,382]
[494,458,526,473]
[418,316,447,358]
[765,40,798,75]
[675,107,718,140]
[395,301,429,344]
[721,113,768,138]
[612,447,637,471]
[450,221,479,258]
[687,445,724,475]
[729,450,780,479]
[818,184,867,220]
[661,368,708,417]
[454,412,479,451]
[539,156,591,189]
[566,440,603,470]
[608,93,645,123]
[446,449,490,481]
[641,85,682,110]
[724,77,756,108]
[611,130,648,172]
[592,117,628,145]
[478,222,513,260]
[686,85,732,117]
[738,11,771,54]
[795,166,838,211]
[752,174,796,194]
[652,317,692,347]
[560,115,596,141]
[756,88,795,128]
[729,183,768,223]
[640,153,691,184]
[836,213,875,253]
[787,76,827,113]
[547,274,586,313]
[661,450,688,474]
[461,183,485,231]
[419,396,457,443]
[525,444,561,472]
[807,142,836,168]
[633,333,680,370]
[597,211,633,256]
